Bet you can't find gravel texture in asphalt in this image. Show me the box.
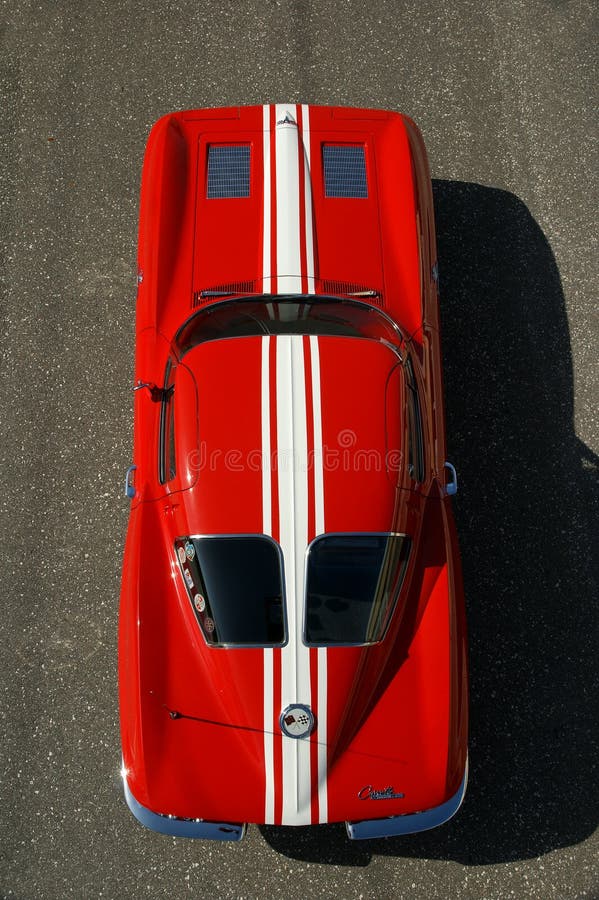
[1,1,597,898]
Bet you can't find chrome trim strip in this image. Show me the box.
[345,759,468,840]
[122,777,247,841]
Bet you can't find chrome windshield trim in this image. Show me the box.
[122,776,247,841]
[174,295,406,359]
[345,758,468,840]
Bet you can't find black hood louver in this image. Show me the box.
[193,280,383,307]
[193,282,258,306]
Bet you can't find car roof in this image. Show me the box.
[172,333,403,536]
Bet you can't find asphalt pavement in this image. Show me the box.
[1,1,597,898]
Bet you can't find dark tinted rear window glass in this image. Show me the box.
[305,533,411,645]
[175,535,285,647]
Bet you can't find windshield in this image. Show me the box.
[175,296,404,358]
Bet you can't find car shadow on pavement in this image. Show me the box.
[259,181,599,866]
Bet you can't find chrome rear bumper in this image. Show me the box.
[123,758,467,841]
[346,759,468,840]
[123,777,246,841]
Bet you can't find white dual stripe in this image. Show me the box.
[261,104,275,824]
[262,105,271,294]
[310,335,328,822]
[275,104,302,293]
[301,105,315,293]
[261,107,326,825]
[261,336,274,824]
[261,103,318,295]
[262,105,275,825]
[310,336,324,536]
[277,335,312,824]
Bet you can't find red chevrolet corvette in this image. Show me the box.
[119,104,468,840]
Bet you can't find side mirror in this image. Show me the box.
[443,461,458,496]
[124,465,137,499]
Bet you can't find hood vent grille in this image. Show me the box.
[193,281,257,306]
[323,145,368,198]
[206,145,251,199]
[193,281,383,307]
[318,280,383,306]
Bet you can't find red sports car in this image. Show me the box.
[119,104,468,840]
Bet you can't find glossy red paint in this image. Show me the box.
[119,105,468,837]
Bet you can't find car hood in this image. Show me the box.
[136,104,423,343]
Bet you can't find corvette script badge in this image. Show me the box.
[358,785,405,800]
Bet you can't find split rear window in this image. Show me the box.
[305,533,411,645]
[175,535,285,646]
[176,532,411,648]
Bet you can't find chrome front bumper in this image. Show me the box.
[346,759,468,840]
[123,777,246,841]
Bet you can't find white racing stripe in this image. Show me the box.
[261,335,274,824]
[275,104,302,294]
[310,336,324,537]
[301,104,315,293]
[310,336,328,822]
[261,336,272,537]
[262,105,271,294]
[261,107,324,825]
[262,106,275,824]
[277,335,312,824]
